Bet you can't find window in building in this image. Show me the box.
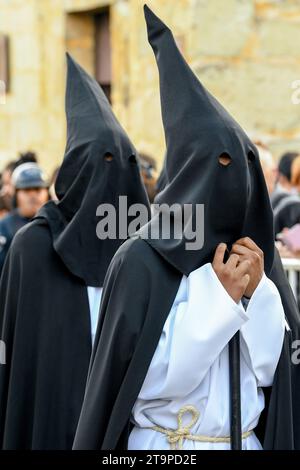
[0,35,9,95]
[95,9,112,102]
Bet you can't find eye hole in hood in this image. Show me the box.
[104,152,114,162]
[219,153,232,167]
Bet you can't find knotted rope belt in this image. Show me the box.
[147,405,253,450]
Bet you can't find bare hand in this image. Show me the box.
[212,243,250,303]
[230,237,264,298]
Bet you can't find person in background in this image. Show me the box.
[271,152,299,210]
[0,175,9,220]
[48,166,60,201]
[0,161,17,212]
[139,153,158,203]
[254,141,276,196]
[18,151,38,163]
[274,154,300,236]
[291,154,300,192]
[0,162,49,275]
[0,197,9,220]
[0,151,38,211]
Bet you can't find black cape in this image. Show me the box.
[0,219,92,449]
[73,237,300,450]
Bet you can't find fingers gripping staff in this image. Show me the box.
[213,243,250,449]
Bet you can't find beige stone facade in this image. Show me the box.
[1,0,300,174]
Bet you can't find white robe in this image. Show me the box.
[128,262,285,450]
[87,286,103,346]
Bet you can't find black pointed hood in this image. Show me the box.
[140,5,274,275]
[36,54,150,286]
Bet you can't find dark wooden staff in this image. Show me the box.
[229,331,242,450]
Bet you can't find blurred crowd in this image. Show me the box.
[1,143,300,277]
[257,143,300,258]
[1,144,300,275]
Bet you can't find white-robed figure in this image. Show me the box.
[128,248,285,450]
[73,5,300,451]
[127,5,286,451]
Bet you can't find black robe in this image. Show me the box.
[0,219,92,449]
[0,53,150,450]
[73,237,300,450]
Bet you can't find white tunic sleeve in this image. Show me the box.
[156,262,249,392]
[240,274,285,387]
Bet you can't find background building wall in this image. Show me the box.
[0,0,66,173]
[1,0,300,174]
[124,0,300,165]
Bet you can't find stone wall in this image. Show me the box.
[0,0,65,174]
[0,0,300,174]
[122,0,300,165]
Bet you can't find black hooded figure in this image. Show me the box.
[73,6,300,450]
[0,54,150,450]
